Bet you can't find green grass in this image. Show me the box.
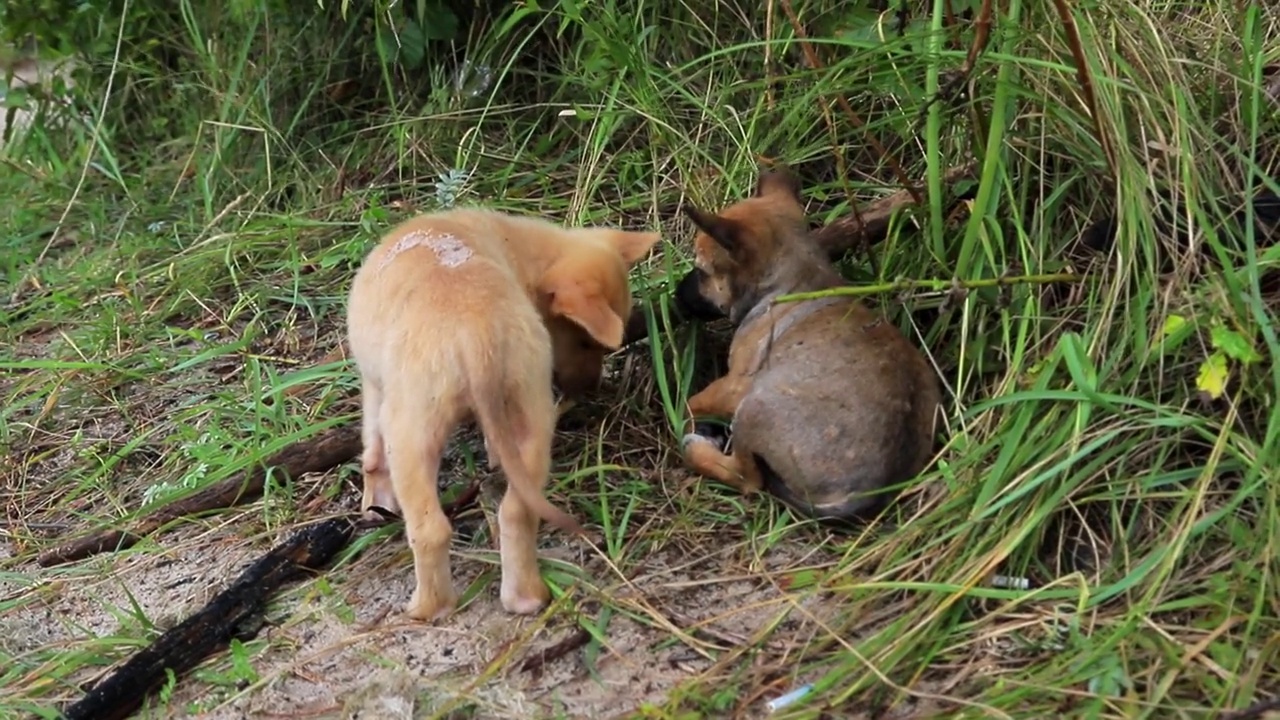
[2,0,1278,718]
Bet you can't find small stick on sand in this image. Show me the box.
[518,627,593,680]
[37,425,363,567]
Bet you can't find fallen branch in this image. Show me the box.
[775,272,1084,304]
[60,514,359,720]
[810,162,977,258]
[37,424,362,567]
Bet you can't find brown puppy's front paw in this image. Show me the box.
[404,585,459,622]
[500,574,551,615]
[681,432,726,455]
[555,397,577,421]
[681,433,762,493]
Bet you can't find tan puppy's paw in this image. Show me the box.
[360,480,400,519]
[360,449,401,518]
[404,585,459,623]
[680,433,762,494]
[500,574,551,615]
[359,505,400,527]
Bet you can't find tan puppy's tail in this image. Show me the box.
[470,375,586,539]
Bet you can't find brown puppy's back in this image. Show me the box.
[730,296,940,520]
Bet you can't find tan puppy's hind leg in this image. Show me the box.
[382,393,459,622]
[359,377,399,520]
[483,390,571,471]
[483,382,558,615]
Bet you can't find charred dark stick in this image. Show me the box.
[59,515,359,720]
[38,425,363,567]
[58,488,481,720]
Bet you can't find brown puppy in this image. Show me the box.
[347,208,660,621]
[673,167,941,521]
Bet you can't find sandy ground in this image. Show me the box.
[3,485,854,719]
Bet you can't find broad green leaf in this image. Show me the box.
[419,2,459,41]
[398,19,426,69]
[1161,313,1188,338]
[1209,323,1262,364]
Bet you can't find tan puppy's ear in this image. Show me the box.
[605,230,662,267]
[546,282,625,349]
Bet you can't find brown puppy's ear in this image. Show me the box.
[546,282,625,349]
[755,165,803,201]
[606,230,662,267]
[682,204,743,255]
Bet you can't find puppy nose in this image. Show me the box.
[674,268,724,321]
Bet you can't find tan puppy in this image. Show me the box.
[674,167,941,521]
[347,208,660,621]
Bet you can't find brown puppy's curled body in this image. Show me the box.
[674,167,942,521]
[347,208,659,621]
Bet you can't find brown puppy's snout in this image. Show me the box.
[675,268,726,321]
